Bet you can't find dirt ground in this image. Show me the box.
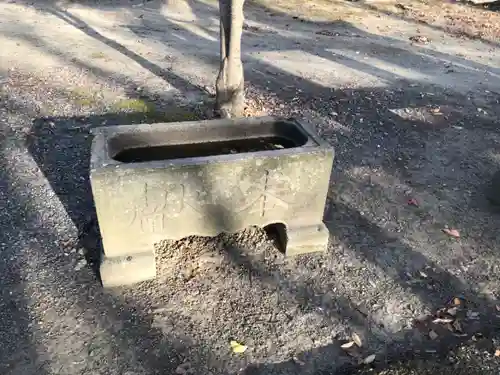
[0,0,500,374]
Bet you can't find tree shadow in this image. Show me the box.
[117,3,500,371]
[24,80,500,375]
[42,5,211,99]
[342,0,500,48]
[0,142,204,375]
[119,0,500,81]
[23,1,500,97]
[479,0,500,12]
[10,1,500,374]
[240,198,500,374]
[0,86,212,375]
[0,127,52,375]
[25,99,211,272]
[23,101,376,373]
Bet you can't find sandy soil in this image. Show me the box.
[0,0,499,374]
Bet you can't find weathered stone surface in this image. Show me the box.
[90,116,334,287]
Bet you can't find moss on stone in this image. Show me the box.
[110,99,203,123]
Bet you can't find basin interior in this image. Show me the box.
[109,119,312,163]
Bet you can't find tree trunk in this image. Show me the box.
[215,0,246,118]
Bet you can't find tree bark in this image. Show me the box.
[215,0,246,118]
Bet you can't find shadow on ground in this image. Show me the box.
[345,0,500,48]
[25,101,211,270]
[0,156,200,375]
[3,0,500,374]
[0,127,51,375]
[23,81,500,375]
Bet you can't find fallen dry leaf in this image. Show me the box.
[407,198,419,207]
[409,35,431,44]
[467,311,480,320]
[61,240,73,248]
[363,354,376,364]
[429,330,439,340]
[447,307,458,316]
[395,3,409,10]
[316,29,336,36]
[433,318,454,324]
[352,333,363,347]
[175,363,191,375]
[443,228,460,238]
[292,356,306,366]
[230,340,247,354]
[341,341,356,350]
[452,320,463,332]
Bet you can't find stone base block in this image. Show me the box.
[100,252,156,288]
[286,222,330,256]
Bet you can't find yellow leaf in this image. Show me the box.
[230,340,247,353]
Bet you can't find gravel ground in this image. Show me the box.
[360,0,500,45]
[0,0,500,374]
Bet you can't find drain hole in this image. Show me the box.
[264,222,288,254]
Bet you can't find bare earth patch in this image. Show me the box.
[367,0,500,44]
